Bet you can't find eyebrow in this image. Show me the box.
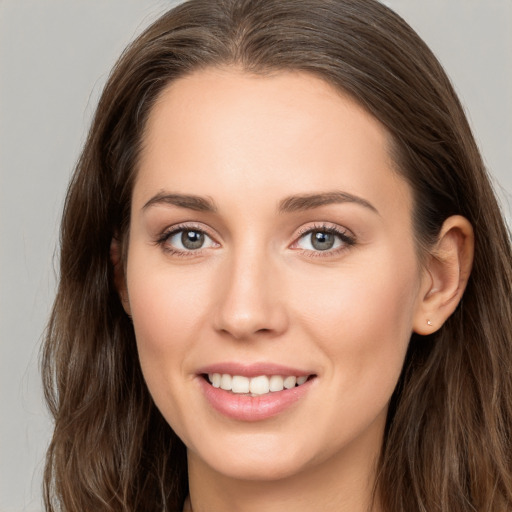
[143,192,217,212]
[142,190,378,215]
[278,191,379,214]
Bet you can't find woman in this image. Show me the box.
[42,0,512,511]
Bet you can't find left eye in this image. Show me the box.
[296,229,346,252]
[166,229,216,251]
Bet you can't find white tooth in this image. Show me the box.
[249,375,270,395]
[211,373,221,388]
[232,375,250,394]
[283,376,297,389]
[269,375,284,392]
[220,373,232,391]
[296,376,308,385]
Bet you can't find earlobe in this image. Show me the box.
[413,215,474,335]
[110,238,131,316]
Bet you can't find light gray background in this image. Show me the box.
[1,1,510,511]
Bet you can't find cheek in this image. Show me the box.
[294,250,419,395]
[299,256,418,335]
[125,257,218,446]
[125,251,214,392]
[128,249,209,332]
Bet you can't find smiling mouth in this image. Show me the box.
[203,373,315,396]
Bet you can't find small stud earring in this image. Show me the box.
[427,319,433,326]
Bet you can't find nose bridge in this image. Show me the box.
[213,238,287,339]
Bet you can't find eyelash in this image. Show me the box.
[155,222,356,258]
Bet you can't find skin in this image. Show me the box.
[114,68,474,512]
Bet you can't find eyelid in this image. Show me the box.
[294,222,353,238]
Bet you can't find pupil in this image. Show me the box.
[181,230,204,250]
[312,231,334,251]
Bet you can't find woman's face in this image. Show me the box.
[124,68,428,482]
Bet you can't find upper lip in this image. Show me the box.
[196,362,315,378]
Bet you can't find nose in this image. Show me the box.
[213,246,289,340]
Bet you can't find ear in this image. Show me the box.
[110,237,131,316]
[413,215,474,335]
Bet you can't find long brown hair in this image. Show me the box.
[42,1,512,510]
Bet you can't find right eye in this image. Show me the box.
[156,223,220,256]
[164,228,217,251]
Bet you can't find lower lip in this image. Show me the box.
[198,377,315,422]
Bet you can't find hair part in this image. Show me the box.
[42,1,512,510]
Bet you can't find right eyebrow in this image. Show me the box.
[142,192,217,213]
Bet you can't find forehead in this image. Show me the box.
[134,67,412,221]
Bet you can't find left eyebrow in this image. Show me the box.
[278,191,379,215]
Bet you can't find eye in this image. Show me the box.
[294,226,355,253]
[160,227,217,252]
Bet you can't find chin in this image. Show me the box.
[188,431,319,482]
